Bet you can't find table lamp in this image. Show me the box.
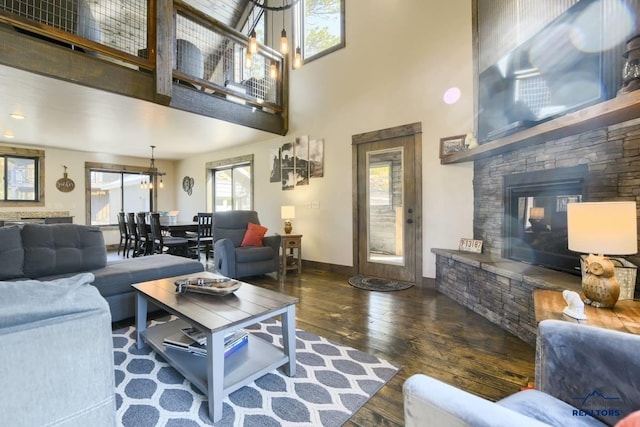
[567,201,638,308]
[529,207,546,232]
[281,205,295,234]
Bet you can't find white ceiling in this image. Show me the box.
[0,64,275,160]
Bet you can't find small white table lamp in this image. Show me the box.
[281,205,296,234]
[567,201,638,308]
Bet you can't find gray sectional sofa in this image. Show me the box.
[0,223,205,322]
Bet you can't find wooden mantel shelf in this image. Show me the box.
[441,90,640,164]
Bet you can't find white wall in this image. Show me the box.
[0,143,176,245]
[174,0,475,278]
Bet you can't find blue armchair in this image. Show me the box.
[404,319,640,427]
[212,210,281,279]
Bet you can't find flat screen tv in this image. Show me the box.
[478,0,620,142]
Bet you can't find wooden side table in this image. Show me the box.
[533,289,640,334]
[278,234,302,276]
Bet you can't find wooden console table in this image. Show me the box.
[533,289,640,334]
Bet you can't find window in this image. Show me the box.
[294,0,345,63]
[207,155,253,212]
[0,147,44,206]
[85,163,154,226]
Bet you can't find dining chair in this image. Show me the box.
[116,212,129,256]
[136,212,151,256]
[126,212,139,258]
[188,212,213,261]
[150,212,189,256]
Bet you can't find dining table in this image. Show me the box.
[161,221,198,237]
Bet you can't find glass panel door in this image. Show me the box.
[367,148,404,266]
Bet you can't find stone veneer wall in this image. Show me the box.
[474,117,640,256]
[434,249,582,346]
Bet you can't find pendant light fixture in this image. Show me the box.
[245,0,301,62]
[293,46,302,69]
[140,145,165,190]
[280,0,289,54]
[270,12,278,79]
[248,29,258,55]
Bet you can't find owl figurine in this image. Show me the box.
[582,254,620,308]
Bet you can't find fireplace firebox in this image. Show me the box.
[503,165,588,274]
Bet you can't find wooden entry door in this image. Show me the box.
[352,123,422,283]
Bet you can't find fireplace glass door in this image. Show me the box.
[503,166,587,274]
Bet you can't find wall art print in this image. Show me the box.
[273,137,324,190]
[269,147,281,183]
[281,142,295,191]
[309,138,324,178]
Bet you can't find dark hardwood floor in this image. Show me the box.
[114,255,536,426]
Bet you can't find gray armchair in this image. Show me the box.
[404,319,640,427]
[212,210,281,279]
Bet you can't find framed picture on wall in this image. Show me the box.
[294,135,309,186]
[439,135,466,158]
[269,147,281,183]
[309,139,324,178]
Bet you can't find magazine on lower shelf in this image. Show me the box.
[163,329,249,357]
[180,326,235,346]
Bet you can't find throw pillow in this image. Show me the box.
[616,411,640,427]
[241,222,268,247]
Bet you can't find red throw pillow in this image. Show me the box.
[240,222,268,247]
[616,411,640,427]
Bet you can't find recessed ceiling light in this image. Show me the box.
[4,131,15,139]
[9,113,24,120]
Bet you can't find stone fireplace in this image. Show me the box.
[474,118,640,270]
[434,116,640,345]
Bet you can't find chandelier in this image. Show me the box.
[245,0,303,71]
[140,145,165,189]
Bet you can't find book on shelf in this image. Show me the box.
[163,329,249,358]
[180,326,235,346]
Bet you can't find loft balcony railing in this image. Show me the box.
[0,0,287,129]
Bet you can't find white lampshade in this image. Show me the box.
[529,207,545,220]
[281,205,295,219]
[567,201,638,255]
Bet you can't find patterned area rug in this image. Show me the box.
[348,275,414,292]
[113,317,399,426]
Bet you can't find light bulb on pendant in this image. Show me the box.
[159,176,164,189]
[245,51,253,68]
[270,61,278,79]
[280,28,289,54]
[293,46,302,69]
[248,30,258,55]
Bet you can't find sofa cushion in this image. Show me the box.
[22,224,107,278]
[498,389,607,427]
[84,254,204,298]
[235,246,275,263]
[0,226,24,280]
[0,272,107,330]
[241,222,268,247]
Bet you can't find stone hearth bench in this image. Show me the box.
[432,248,581,346]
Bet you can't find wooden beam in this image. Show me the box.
[170,84,285,135]
[155,0,174,105]
[0,26,155,101]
